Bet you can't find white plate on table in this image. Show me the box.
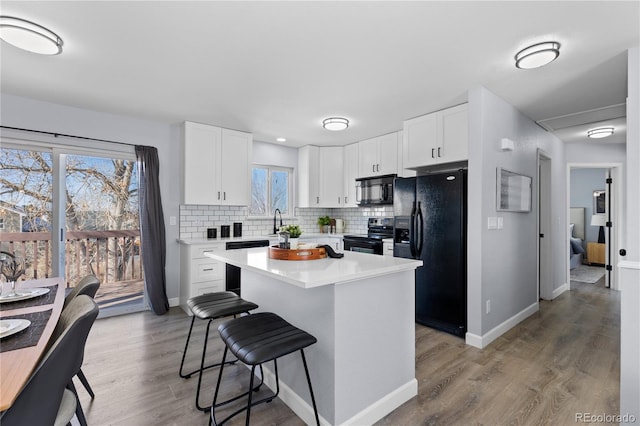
[0,319,31,338]
[0,287,50,304]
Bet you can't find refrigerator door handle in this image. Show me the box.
[416,202,424,257]
[410,202,417,257]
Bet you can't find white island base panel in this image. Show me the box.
[241,268,417,426]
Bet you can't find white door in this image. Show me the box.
[538,151,552,300]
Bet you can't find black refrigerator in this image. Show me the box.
[393,170,467,337]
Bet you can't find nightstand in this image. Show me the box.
[587,242,606,265]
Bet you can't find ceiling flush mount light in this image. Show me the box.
[515,41,560,69]
[0,16,63,55]
[276,137,286,143]
[587,127,614,139]
[322,117,349,131]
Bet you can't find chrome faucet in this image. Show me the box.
[273,208,283,234]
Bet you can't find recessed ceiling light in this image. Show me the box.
[276,137,286,143]
[322,117,349,131]
[515,41,560,69]
[0,16,63,55]
[587,127,614,139]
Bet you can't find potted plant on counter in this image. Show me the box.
[317,216,331,233]
[281,224,302,248]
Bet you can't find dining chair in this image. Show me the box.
[59,274,101,399]
[0,295,99,426]
[63,274,100,310]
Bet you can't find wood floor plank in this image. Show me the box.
[77,277,619,425]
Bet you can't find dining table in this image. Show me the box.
[0,277,65,412]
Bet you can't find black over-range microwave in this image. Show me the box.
[355,174,396,206]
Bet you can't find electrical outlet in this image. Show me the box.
[486,300,491,314]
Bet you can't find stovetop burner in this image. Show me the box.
[344,217,393,241]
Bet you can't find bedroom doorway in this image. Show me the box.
[567,164,622,291]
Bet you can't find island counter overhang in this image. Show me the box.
[205,247,422,425]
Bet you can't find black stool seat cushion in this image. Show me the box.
[218,312,317,366]
[187,292,258,320]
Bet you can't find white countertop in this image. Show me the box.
[178,236,273,245]
[205,247,422,288]
[178,233,345,245]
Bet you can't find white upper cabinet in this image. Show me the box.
[358,132,398,178]
[319,147,344,208]
[402,103,468,169]
[219,128,252,205]
[298,145,346,208]
[183,122,220,205]
[297,145,320,207]
[343,143,359,207]
[182,121,252,205]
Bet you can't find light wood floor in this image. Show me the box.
[77,277,619,425]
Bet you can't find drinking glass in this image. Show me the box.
[1,257,25,297]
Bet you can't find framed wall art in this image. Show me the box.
[593,190,606,214]
[496,167,532,212]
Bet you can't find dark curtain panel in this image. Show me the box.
[135,145,169,315]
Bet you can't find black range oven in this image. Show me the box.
[343,217,393,255]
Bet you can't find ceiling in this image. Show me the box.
[0,1,638,148]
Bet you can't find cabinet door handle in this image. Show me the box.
[431,148,435,158]
[223,191,226,200]
[218,191,221,200]
[316,196,319,204]
[376,164,380,172]
[345,196,348,204]
[372,164,375,172]
[437,147,441,157]
[203,268,214,272]
[338,196,341,204]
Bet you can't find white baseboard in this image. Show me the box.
[168,297,180,308]
[260,366,417,426]
[260,366,330,426]
[465,302,539,349]
[551,282,569,299]
[339,379,417,426]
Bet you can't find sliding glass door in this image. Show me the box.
[0,142,145,313]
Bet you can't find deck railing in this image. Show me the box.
[0,230,144,305]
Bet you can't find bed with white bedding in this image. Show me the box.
[569,207,586,270]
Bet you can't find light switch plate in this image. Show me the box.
[169,216,177,226]
[488,217,498,229]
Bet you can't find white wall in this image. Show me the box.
[620,46,640,420]
[253,140,298,168]
[466,86,566,348]
[0,94,183,302]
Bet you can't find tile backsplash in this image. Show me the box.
[179,205,394,239]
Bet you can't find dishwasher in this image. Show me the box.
[225,240,270,296]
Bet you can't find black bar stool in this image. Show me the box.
[211,312,320,426]
[179,291,258,411]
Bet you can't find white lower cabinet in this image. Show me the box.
[383,239,394,256]
[314,237,343,252]
[180,243,226,315]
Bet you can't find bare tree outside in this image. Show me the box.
[0,146,143,305]
[250,166,290,216]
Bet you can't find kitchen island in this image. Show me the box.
[205,247,422,425]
